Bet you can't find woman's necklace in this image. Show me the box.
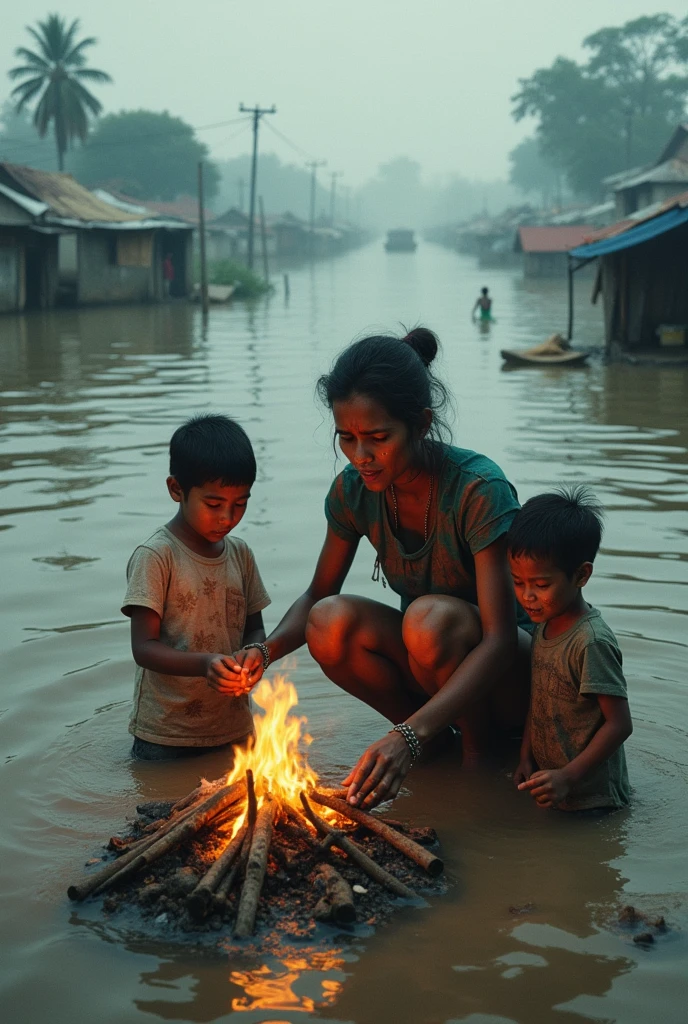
[372,475,434,586]
[390,475,434,543]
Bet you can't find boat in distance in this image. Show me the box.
[385,229,417,252]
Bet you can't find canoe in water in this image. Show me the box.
[500,348,590,367]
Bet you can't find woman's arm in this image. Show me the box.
[265,526,360,664]
[407,535,518,743]
[344,535,519,807]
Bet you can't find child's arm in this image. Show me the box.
[513,707,535,786]
[129,606,245,696]
[518,694,632,807]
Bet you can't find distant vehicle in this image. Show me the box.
[385,229,417,252]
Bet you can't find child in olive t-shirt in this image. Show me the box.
[507,487,632,811]
[122,415,271,760]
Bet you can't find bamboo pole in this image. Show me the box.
[299,794,417,900]
[234,797,276,938]
[311,791,443,877]
[67,780,246,902]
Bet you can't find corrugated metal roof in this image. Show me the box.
[614,158,688,191]
[571,205,688,258]
[0,163,143,223]
[575,188,688,248]
[517,226,596,253]
[0,182,48,217]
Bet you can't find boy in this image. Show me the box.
[122,414,271,760]
[472,286,493,321]
[507,487,632,811]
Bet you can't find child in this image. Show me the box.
[122,414,271,760]
[507,487,632,811]
[472,286,493,321]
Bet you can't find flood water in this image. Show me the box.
[1,241,687,1024]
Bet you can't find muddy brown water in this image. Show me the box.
[0,242,686,1024]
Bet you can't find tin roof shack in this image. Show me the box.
[0,164,193,308]
[608,125,688,218]
[0,182,58,312]
[515,226,596,277]
[570,190,688,358]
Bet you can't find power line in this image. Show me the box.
[0,114,252,162]
[262,119,315,162]
[239,103,276,270]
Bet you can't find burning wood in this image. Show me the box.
[67,676,445,940]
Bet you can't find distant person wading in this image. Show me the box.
[237,327,532,808]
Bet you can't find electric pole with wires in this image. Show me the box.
[307,159,326,255]
[239,103,276,270]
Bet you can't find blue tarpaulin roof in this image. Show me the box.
[570,205,688,259]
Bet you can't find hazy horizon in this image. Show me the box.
[3,0,688,190]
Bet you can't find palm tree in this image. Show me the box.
[9,14,111,171]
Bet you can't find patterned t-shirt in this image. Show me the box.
[530,606,631,811]
[325,445,532,630]
[122,526,271,746]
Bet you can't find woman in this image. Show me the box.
[237,327,532,808]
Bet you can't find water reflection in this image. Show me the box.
[1,243,687,1023]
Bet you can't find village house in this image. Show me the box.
[606,124,688,218]
[569,189,688,357]
[0,164,193,313]
[514,226,596,277]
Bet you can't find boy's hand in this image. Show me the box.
[229,647,265,689]
[206,653,257,696]
[513,757,534,787]
[517,768,571,808]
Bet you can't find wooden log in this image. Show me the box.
[185,820,249,921]
[234,798,276,938]
[299,794,417,900]
[67,780,246,901]
[216,829,251,899]
[311,791,443,877]
[315,863,356,924]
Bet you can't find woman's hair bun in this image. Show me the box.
[401,326,439,368]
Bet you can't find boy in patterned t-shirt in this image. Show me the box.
[122,415,271,760]
[507,487,632,811]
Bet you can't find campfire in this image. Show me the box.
[68,676,444,940]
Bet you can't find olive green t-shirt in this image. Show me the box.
[530,606,630,811]
[325,445,532,630]
[122,526,271,747]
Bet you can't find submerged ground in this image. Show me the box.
[0,241,686,1023]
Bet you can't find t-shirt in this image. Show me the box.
[325,445,532,630]
[530,606,630,811]
[122,526,271,746]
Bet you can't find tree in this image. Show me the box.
[8,14,111,171]
[508,136,563,206]
[71,109,220,201]
[512,14,688,199]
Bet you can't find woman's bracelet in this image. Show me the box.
[242,641,271,671]
[391,722,422,764]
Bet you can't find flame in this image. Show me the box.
[224,674,319,836]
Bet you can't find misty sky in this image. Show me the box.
[3,0,688,185]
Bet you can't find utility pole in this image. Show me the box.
[197,161,209,316]
[239,103,276,270]
[329,172,343,226]
[307,159,326,255]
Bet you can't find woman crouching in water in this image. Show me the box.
[239,327,532,807]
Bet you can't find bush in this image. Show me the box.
[206,259,272,299]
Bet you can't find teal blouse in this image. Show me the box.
[325,445,533,632]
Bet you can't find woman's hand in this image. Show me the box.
[342,731,412,809]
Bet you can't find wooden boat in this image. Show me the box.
[500,332,589,367]
[500,348,590,367]
[385,229,417,252]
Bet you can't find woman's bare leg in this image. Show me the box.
[306,595,425,723]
